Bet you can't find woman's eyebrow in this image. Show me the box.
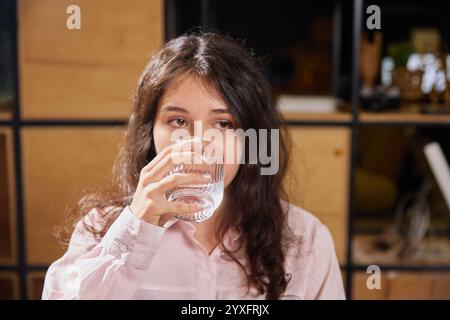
[210,108,231,114]
[160,105,189,113]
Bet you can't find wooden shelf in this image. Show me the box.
[281,111,352,123]
[0,96,13,121]
[358,105,450,124]
[281,104,450,125]
[353,234,450,267]
[359,112,450,124]
[0,110,13,121]
[353,271,450,300]
[354,217,450,233]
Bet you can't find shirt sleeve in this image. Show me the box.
[42,206,166,300]
[304,224,346,300]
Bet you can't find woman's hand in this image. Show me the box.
[129,139,210,225]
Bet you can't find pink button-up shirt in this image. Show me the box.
[42,201,345,300]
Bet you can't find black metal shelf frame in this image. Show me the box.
[1,0,450,300]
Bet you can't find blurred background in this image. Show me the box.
[1,0,450,299]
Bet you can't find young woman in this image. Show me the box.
[42,33,345,300]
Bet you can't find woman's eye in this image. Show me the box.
[168,118,188,127]
[215,120,233,129]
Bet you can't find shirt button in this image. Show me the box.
[119,243,128,253]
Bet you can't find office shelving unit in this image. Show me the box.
[1,0,449,299]
[185,0,450,299]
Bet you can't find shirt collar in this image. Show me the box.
[159,214,241,243]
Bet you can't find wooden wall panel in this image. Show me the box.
[0,272,19,300]
[27,272,46,300]
[22,127,125,264]
[284,127,350,263]
[0,128,16,264]
[19,0,164,119]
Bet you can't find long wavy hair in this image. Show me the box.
[57,32,296,299]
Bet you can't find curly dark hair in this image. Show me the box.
[57,32,296,299]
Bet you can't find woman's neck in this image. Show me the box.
[193,192,228,256]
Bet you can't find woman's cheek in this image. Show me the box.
[152,124,174,154]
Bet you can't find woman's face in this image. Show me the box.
[153,74,241,189]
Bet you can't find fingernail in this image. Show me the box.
[202,174,211,179]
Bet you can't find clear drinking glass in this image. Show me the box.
[165,136,224,223]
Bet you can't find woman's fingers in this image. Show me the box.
[142,151,204,185]
[139,138,202,177]
[142,198,201,218]
[130,138,216,224]
[156,200,203,217]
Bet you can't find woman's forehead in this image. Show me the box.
[158,74,229,112]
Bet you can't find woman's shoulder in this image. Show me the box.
[280,199,327,237]
[280,199,337,260]
[280,199,345,299]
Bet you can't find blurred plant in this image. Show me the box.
[388,41,413,68]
